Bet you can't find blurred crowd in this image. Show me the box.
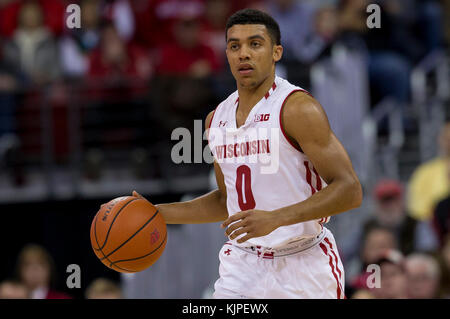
[0,243,123,299]
[0,0,449,299]
[0,0,447,82]
[0,0,448,161]
[345,122,450,298]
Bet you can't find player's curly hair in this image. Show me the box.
[225,8,281,46]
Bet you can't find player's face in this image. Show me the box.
[226,24,282,88]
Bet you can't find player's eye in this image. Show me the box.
[230,43,239,50]
[251,41,261,48]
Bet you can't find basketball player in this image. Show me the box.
[134,9,362,298]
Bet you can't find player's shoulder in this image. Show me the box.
[281,89,323,122]
[274,77,313,107]
[280,85,331,138]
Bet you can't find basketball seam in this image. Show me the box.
[100,209,160,261]
[110,232,167,267]
[93,214,136,273]
[110,263,137,273]
[96,197,140,251]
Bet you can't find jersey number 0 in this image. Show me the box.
[235,165,256,211]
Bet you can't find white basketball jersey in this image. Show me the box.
[208,76,330,249]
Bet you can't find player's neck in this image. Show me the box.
[236,73,276,111]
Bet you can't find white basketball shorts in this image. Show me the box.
[213,227,345,299]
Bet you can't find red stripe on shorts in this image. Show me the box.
[324,237,345,298]
[324,237,343,280]
[319,242,342,299]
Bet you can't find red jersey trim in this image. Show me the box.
[206,106,218,149]
[235,81,277,105]
[208,109,216,130]
[264,82,277,99]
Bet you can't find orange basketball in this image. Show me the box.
[90,195,167,273]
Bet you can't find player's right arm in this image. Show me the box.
[133,110,229,224]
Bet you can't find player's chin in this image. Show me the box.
[236,75,257,88]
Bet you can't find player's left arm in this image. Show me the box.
[222,92,363,243]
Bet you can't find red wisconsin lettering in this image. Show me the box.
[215,146,224,160]
[227,144,233,158]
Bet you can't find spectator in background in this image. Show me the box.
[0,279,29,299]
[85,278,123,299]
[370,249,408,299]
[353,250,413,299]
[201,0,232,70]
[150,11,220,145]
[266,0,334,64]
[367,179,437,254]
[405,253,441,299]
[0,0,65,38]
[408,121,450,221]
[265,0,339,87]
[131,0,205,49]
[87,21,153,85]
[362,0,430,63]
[337,0,415,128]
[16,244,71,299]
[2,0,60,85]
[344,179,438,286]
[60,0,103,78]
[347,226,398,292]
[156,13,220,77]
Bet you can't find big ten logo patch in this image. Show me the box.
[254,114,270,122]
[150,228,160,244]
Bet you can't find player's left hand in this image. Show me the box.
[221,210,281,244]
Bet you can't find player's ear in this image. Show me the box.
[273,44,283,63]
